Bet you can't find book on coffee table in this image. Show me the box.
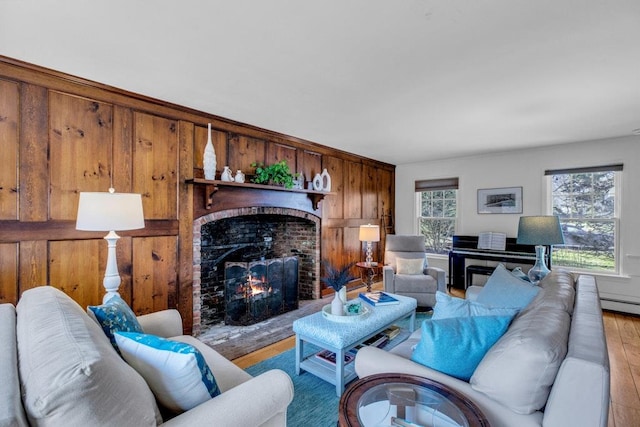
[383,324,401,340]
[315,349,357,365]
[359,291,399,306]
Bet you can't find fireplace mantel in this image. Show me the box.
[187,178,333,214]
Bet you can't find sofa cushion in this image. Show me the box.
[470,305,571,414]
[16,286,161,426]
[115,332,221,413]
[535,270,576,314]
[88,294,144,351]
[411,315,514,381]
[432,291,519,320]
[476,264,540,310]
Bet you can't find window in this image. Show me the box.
[416,178,458,255]
[547,164,622,273]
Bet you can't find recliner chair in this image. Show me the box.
[383,234,446,308]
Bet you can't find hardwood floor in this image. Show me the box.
[604,311,640,426]
[232,285,640,426]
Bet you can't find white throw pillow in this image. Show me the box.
[115,332,221,413]
[396,257,425,275]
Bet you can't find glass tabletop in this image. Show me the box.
[357,382,469,427]
[339,374,489,427]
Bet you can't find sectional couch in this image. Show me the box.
[355,270,610,427]
[1,286,293,426]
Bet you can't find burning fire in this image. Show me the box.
[245,274,270,296]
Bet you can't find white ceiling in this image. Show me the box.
[2,0,639,165]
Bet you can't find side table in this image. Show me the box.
[339,373,490,427]
[356,262,383,292]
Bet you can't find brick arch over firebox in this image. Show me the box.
[192,207,321,335]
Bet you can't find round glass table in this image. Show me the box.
[339,373,490,427]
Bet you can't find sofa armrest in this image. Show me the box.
[356,346,473,391]
[0,304,29,427]
[383,265,395,293]
[162,369,294,427]
[354,346,543,427]
[137,309,183,338]
[426,266,446,293]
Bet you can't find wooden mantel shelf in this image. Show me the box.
[186,178,334,210]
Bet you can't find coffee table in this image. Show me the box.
[293,293,417,396]
[339,373,490,427]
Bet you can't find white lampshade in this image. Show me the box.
[76,192,145,231]
[359,224,380,242]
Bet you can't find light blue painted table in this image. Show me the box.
[293,293,417,396]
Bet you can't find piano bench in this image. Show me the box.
[466,265,496,288]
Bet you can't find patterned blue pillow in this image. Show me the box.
[88,295,143,350]
[411,315,514,381]
[114,332,220,412]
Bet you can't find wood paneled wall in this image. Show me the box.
[0,56,395,333]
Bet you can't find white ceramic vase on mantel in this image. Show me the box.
[321,168,331,192]
[221,166,234,182]
[331,290,344,316]
[203,123,217,180]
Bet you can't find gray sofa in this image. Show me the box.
[383,234,446,307]
[356,270,610,427]
[1,286,293,427]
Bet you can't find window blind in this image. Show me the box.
[415,177,459,192]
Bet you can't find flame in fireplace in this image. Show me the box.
[247,275,269,296]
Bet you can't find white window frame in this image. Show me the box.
[415,178,459,257]
[545,165,622,274]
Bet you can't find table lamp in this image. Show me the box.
[516,215,564,283]
[76,189,145,303]
[359,224,380,266]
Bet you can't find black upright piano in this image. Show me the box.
[448,235,546,289]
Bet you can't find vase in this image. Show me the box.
[339,285,347,304]
[527,245,550,284]
[331,291,344,316]
[234,170,245,183]
[295,171,305,189]
[221,166,234,182]
[321,168,331,192]
[312,173,323,191]
[203,123,217,180]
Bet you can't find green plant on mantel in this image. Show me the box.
[250,160,297,189]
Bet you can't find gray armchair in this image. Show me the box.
[383,234,446,308]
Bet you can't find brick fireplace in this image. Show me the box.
[192,207,320,335]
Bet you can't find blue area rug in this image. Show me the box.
[245,312,430,427]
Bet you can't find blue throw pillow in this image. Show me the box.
[115,332,221,412]
[88,295,143,350]
[476,264,540,310]
[432,291,518,320]
[411,315,514,381]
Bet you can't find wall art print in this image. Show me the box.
[477,186,523,214]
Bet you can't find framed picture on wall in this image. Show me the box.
[477,187,523,214]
